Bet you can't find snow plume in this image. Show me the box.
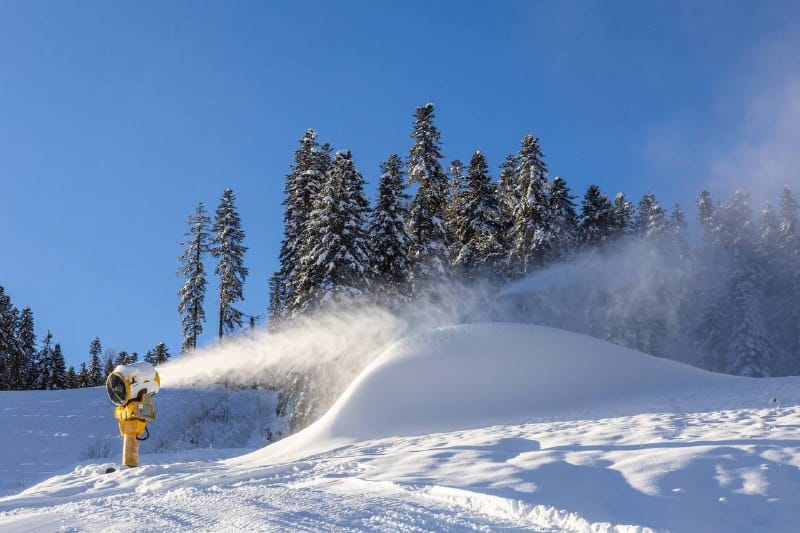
[158,282,495,426]
[499,239,699,364]
[158,306,404,389]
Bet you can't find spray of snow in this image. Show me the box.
[158,282,495,397]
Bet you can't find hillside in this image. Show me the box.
[2,323,800,532]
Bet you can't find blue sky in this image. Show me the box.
[2,1,798,367]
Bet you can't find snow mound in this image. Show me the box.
[246,323,733,463]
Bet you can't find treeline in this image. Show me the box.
[0,292,170,391]
[268,104,687,317]
[175,103,799,368]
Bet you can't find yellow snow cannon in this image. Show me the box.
[105,361,160,467]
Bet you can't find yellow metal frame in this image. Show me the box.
[114,393,156,437]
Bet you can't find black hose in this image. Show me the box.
[136,426,150,441]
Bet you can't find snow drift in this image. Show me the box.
[243,323,736,463]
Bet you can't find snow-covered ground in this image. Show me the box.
[2,323,800,532]
[0,384,280,497]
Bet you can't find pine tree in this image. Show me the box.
[777,185,800,370]
[103,350,115,377]
[692,191,728,370]
[445,159,467,262]
[716,190,771,376]
[579,185,614,249]
[758,201,786,371]
[77,362,90,388]
[267,271,284,330]
[697,190,717,237]
[779,185,799,245]
[0,287,20,390]
[406,103,450,291]
[729,272,771,376]
[299,150,372,309]
[149,342,170,366]
[211,188,248,337]
[9,307,35,390]
[543,176,578,263]
[279,130,329,316]
[368,154,412,306]
[668,204,689,255]
[508,134,548,275]
[611,193,635,240]
[115,350,128,367]
[178,202,211,351]
[758,201,781,258]
[33,331,54,390]
[129,352,139,364]
[66,366,78,389]
[51,343,66,389]
[450,151,503,278]
[88,337,102,385]
[496,154,519,276]
[634,192,667,239]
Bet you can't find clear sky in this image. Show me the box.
[2,1,799,367]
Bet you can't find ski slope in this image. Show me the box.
[2,323,800,532]
[0,385,280,497]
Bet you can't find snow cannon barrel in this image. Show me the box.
[105,361,160,467]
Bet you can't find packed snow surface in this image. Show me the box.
[2,323,800,532]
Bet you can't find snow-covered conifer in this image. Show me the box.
[668,204,689,254]
[103,351,115,377]
[300,150,372,310]
[77,362,89,388]
[369,154,412,305]
[451,151,503,279]
[406,103,450,291]
[267,271,284,330]
[611,193,634,240]
[8,306,34,390]
[544,176,578,262]
[716,191,771,376]
[778,185,798,250]
[634,193,667,239]
[178,203,211,351]
[777,186,800,369]
[115,350,128,367]
[279,130,330,316]
[88,337,103,385]
[759,202,780,258]
[495,154,519,276]
[146,342,170,366]
[508,134,548,275]
[51,343,66,389]
[697,190,716,237]
[66,366,78,389]
[32,331,54,390]
[578,185,614,249]
[445,159,467,262]
[211,188,248,337]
